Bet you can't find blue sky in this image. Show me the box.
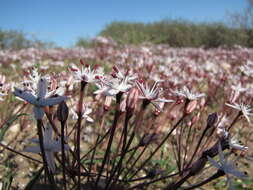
[0,0,248,47]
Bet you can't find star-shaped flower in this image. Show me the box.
[24,124,69,172]
[229,136,248,151]
[173,86,205,100]
[231,83,246,93]
[225,102,253,124]
[207,143,247,190]
[136,80,173,111]
[95,77,133,96]
[14,78,67,119]
[111,66,137,82]
[70,63,104,84]
[71,105,94,122]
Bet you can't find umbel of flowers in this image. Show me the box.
[6,59,251,190]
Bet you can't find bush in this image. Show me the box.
[0,29,54,50]
[99,20,252,48]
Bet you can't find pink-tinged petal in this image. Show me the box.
[45,152,56,173]
[155,98,174,103]
[37,78,47,98]
[33,107,44,119]
[14,87,37,105]
[40,96,67,106]
[104,89,119,96]
[24,146,41,153]
[86,116,94,122]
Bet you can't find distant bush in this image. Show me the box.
[75,37,93,48]
[0,29,55,50]
[98,20,252,48]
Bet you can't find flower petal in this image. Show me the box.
[37,78,47,98]
[33,107,44,119]
[13,87,37,105]
[207,156,222,170]
[40,96,67,106]
[24,146,41,153]
[44,124,53,144]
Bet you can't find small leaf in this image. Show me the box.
[0,113,28,142]
[24,167,43,190]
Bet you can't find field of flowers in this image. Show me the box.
[0,38,253,189]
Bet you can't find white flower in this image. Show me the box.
[71,105,93,122]
[173,86,205,100]
[24,124,69,172]
[225,103,253,124]
[95,77,133,96]
[207,143,247,190]
[217,127,229,138]
[136,80,173,111]
[14,78,67,119]
[229,136,248,151]
[231,83,246,93]
[111,66,138,82]
[70,63,103,83]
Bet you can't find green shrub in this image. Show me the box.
[98,19,252,48]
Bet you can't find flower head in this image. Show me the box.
[225,102,253,124]
[24,124,69,172]
[70,63,103,84]
[95,77,133,96]
[71,104,94,122]
[173,86,205,100]
[136,80,173,111]
[14,78,67,119]
[229,136,248,151]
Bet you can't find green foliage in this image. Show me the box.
[75,37,93,48]
[24,167,44,190]
[0,29,55,50]
[0,113,27,142]
[99,20,253,48]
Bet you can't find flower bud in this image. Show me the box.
[80,59,85,65]
[185,100,197,114]
[126,87,139,113]
[104,96,112,111]
[154,102,165,116]
[207,112,218,128]
[57,101,69,124]
[191,112,200,125]
[200,97,206,109]
[120,97,126,113]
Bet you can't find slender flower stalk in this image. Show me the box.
[95,92,123,188]
[76,81,87,190]
[36,120,57,188]
[128,114,186,180]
